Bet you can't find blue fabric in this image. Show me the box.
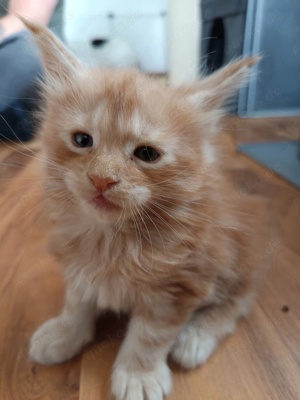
[0,30,43,142]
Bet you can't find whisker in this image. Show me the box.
[0,114,67,171]
[142,207,167,256]
[0,136,66,173]
[133,204,154,269]
[149,199,231,234]
[145,168,192,187]
[148,199,196,236]
[128,203,143,256]
[112,206,126,239]
[142,203,191,250]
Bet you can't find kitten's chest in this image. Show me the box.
[95,275,136,312]
[54,211,190,312]
[59,221,140,312]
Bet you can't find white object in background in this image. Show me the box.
[168,0,201,86]
[63,0,168,72]
[72,37,139,69]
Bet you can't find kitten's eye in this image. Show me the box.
[134,146,160,162]
[72,132,93,148]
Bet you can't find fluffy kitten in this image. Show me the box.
[26,21,268,400]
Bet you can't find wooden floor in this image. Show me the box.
[0,117,299,400]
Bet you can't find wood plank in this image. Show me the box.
[0,164,80,400]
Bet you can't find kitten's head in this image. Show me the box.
[26,20,258,223]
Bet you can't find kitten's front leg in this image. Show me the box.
[111,306,193,400]
[29,286,96,365]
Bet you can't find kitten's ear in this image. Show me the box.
[179,57,260,110]
[20,17,83,87]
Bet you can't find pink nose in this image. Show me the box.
[88,175,118,192]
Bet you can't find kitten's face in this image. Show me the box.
[30,22,257,223]
[43,70,207,221]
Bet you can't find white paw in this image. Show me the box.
[112,362,172,400]
[171,329,217,369]
[29,316,93,365]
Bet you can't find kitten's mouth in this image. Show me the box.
[90,194,121,211]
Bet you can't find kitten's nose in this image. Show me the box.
[88,175,118,192]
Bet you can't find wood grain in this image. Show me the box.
[0,117,299,400]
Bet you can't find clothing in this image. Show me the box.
[0,30,43,142]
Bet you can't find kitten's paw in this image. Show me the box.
[171,329,217,369]
[112,362,172,400]
[29,316,93,365]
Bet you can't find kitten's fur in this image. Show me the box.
[26,21,268,400]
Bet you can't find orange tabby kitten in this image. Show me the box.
[26,21,268,400]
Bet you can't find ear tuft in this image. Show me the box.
[221,55,261,73]
[18,15,42,34]
[18,16,83,90]
[178,56,261,111]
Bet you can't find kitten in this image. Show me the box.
[25,20,268,400]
